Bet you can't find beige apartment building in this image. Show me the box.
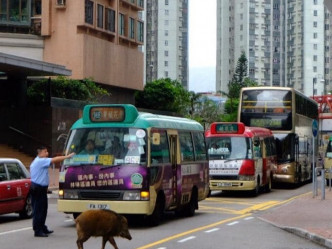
[0,0,145,156]
[0,0,144,100]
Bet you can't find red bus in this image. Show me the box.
[205,122,277,195]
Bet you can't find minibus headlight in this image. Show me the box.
[123,191,150,200]
[123,191,140,200]
[238,175,255,181]
[58,189,64,198]
[63,190,79,199]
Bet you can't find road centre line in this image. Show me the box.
[178,236,196,243]
[135,213,250,249]
[0,227,32,236]
[204,228,220,233]
[227,221,239,226]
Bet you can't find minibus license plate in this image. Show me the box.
[88,203,110,210]
[217,182,232,187]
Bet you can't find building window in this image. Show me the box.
[164,61,168,67]
[105,8,115,32]
[165,9,169,15]
[85,0,94,25]
[165,51,168,56]
[314,44,318,50]
[313,66,317,72]
[138,0,144,8]
[137,21,144,42]
[119,13,125,36]
[97,4,104,29]
[314,10,317,16]
[313,21,317,27]
[314,0,318,4]
[165,0,168,5]
[129,17,135,39]
[0,0,30,25]
[313,55,317,61]
[165,40,168,46]
[165,71,168,77]
[314,32,317,39]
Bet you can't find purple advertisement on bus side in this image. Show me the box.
[61,165,148,190]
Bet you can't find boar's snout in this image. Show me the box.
[121,230,132,240]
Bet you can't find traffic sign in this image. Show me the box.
[312,119,318,137]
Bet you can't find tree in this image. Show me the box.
[222,52,258,121]
[27,76,110,104]
[135,78,190,114]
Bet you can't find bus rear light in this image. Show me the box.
[239,160,255,176]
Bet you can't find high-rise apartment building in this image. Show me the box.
[145,0,188,89]
[216,0,330,97]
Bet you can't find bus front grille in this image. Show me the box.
[79,191,122,200]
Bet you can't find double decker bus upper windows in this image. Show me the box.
[240,89,293,130]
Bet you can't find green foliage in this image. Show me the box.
[27,76,109,104]
[135,78,190,114]
[222,52,258,120]
[188,96,223,125]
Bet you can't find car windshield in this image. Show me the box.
[63,128,147,166]
[207,137,252,160]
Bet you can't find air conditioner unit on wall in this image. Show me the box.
[56,0,65,6]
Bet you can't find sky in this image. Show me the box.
[188,0,216,92]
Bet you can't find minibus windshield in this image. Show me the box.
[63,128,147,166]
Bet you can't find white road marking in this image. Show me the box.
[0,227,32,236]
[64,219,73,222]
[244,216,254,221]
[227,221,239,226]
[204,228,220,233]
[178,236,196,243]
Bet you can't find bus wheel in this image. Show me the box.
[265,177,272,193]
[73,213,81,219]
[147,194,164,226]
[252,178,260,196]
[183,189,198,217]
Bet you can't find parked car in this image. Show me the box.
[0,158,32,218]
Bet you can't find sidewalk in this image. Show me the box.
[259,189,332,248]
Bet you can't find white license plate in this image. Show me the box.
[217,182,232,187]
[88,203,110,210]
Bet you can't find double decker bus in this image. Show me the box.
[205,122,276,195]
[57,104,209,225]
[238,87,318,184]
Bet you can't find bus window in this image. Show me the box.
[192,132,207,161]
[151,130,170,164]
[207,137,252,160]
[179,132,194,162]
[64,127,147,166]
[326,139,332,158]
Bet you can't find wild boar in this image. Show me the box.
[75,209,132,249]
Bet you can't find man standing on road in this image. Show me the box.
[30,146,75,237]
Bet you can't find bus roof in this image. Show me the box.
[240,86,317,105]
[71,104,204,131]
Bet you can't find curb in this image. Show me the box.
[282,227,332,249]
[259,217,332,248]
